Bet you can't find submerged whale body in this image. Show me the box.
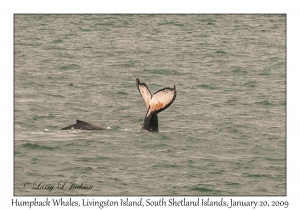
[61,120,106,130]
[136,78,176,132]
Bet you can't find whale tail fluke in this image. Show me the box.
[136,78,176,132]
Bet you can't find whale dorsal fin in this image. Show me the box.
[136,78,152,110]
[76,120,88,124]
[146,86,176,116]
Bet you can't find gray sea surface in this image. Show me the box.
[14,14,286,196]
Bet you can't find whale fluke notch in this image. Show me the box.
[61,120,106,130]
[136,78,176,132]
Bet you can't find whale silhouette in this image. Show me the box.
[61,120,106,130]
[136,78,176,132]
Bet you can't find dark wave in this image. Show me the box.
[60,64,81,70]
[22,143,58,150]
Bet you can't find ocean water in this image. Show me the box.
[14,14,286,196]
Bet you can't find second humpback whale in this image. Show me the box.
[61,120,106,130]
[136,78,176,132]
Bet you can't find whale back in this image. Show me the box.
[61,120,106,130]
